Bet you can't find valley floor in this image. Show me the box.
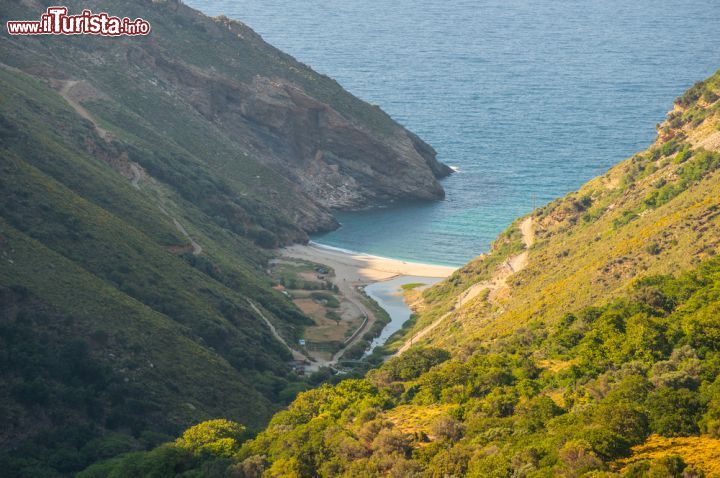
[278,243,456,367]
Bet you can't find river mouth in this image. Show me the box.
[364,275,443,353]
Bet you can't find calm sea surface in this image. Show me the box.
[187,0,720,266]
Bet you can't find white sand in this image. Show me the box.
[281,242,456,284]
[279,242,456,366]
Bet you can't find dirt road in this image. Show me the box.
[396,217,534,355]
[247,299,308,362]
[280,243,455,365]
[59,80,111,140]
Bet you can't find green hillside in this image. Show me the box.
[0,60,307,477]
[0,1,449,476]
[83,71,720,477]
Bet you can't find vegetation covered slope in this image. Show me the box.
[0,1,450,476]
[1,0,450,216]
[0,56,309,478]
[83,71,720,477]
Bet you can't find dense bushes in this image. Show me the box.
[0,286,187,477]
[378,347,451,382]
[644,149,720,209]
[92,256,720,476]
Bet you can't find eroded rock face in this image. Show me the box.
[119,0,452,212]
[4,0,451,234]
[162,70,450,209]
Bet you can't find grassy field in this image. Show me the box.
[269,259,365,357]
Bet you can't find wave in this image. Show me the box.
[308,241,361,255]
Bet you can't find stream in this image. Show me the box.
[364,275,443,353]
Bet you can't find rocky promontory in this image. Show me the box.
[2,0,451,234]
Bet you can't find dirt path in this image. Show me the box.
[247,299,308,362]
[59,80,111,141]
[279,244,455,367]
[330,295,371,362]
[130,163,142,190]
[171,218,203,255]
[130,159,203,255]
[61,80,202,256]
[279,249,376,366]
[396,217,534,355]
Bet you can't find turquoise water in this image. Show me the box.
[187,0,720,266]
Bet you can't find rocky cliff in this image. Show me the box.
[2,0,450,223]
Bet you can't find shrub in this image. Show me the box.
[431,416,465,442]
[427,445,471,477]
[674,148,692,164]
[383,347,450,381]
[572,195,593,212]
[613,209,639,228]
[645,243,662,255]
[699,379,720,437]
[646,388,701,436]
[310,292,340,308]
[627,455,687,478]
[481,387,518,418]
[583,427,631,460]
[593,401,649,445]
[515,396,562,433]
[371,429,412,456]
[558,441,604,476]
[175,420,247,458]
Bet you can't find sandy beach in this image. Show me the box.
[281,242,457,284]
[278,242,456,366]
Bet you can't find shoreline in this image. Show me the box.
[285,242,457,284]
[308,241,460,270]
[278,243,456,366]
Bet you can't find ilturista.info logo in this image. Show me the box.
[7,6,151,36]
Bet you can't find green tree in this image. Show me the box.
[646,388,701,436]
[176,419,247,458]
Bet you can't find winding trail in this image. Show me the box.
[280,244,455,368]
[396,217,534,355]
[61,78,293,359]
[247,300,308,362]
[128,149,202,255]
[130,163,142,190]
[59,80,111,141]
[59,79,203,256]
[58,77,307,366]
[170,218,202,255]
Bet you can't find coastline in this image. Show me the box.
[285,242,457,283]
[278,242,456,365]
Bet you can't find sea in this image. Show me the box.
[187,0,720,266]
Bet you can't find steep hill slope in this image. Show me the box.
[0,52,304,478]
[396,70,720,354]
[0,1,450,476]
[1,0,450,218]
[86,71,720,477]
